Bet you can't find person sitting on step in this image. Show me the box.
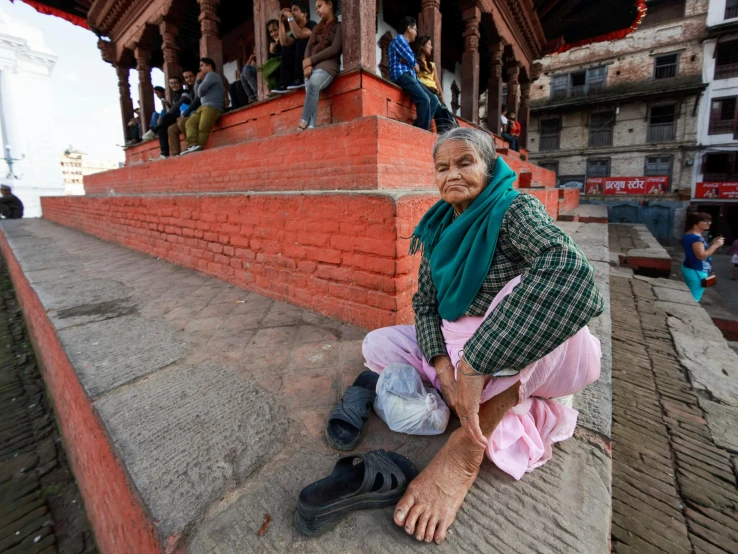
[503,111,521,152]
[414,35,457,134]
[142,87,170,141]
[180,58,225,155]
[0,185,24,219]
[149,76,191,159]
[297,0,342,132]
[167,69,197,156]
[273,1,317,93]
[389,17,439,131]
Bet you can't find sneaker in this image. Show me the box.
[287,81,305,90]
[142,129,156,141]
[272,87,289,94]
[180,145,202,156]
[157,155,169,160]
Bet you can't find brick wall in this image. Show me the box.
[42,192,438,330]
[558,188,581,214]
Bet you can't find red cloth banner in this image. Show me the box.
[585,176,669,195]
[695,182,738,199]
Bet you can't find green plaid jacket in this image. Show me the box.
[412,193,604,376]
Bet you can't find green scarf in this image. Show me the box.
[409,157,519,321]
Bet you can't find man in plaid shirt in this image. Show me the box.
[388,16,440,130]
[357,128,604,544]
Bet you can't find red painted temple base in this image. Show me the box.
[43,72,567,330]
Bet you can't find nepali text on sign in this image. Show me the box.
[585,176,669,195]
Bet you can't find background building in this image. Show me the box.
[59,146,120,195]
[692,0,738,243]
[528,0,708,242]
[0,4,65,217]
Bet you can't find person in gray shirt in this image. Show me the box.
[181,57,225,155]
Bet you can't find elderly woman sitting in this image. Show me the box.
[361,128,604,544]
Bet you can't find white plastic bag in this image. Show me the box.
[374,363,450,435]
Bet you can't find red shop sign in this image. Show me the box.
[695,182,738,199]
[585,176,669,195]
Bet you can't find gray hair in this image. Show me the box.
[432,127,498,179]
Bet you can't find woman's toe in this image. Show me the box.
[403,504,424,535]
[394,491,416,526]
[424,517,439,542]
[415,512,430,541]
[435,518,451,544]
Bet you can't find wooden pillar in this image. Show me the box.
[160,20,181,102]
[486,41,504,134]
[506,62,520,116]
[461,6,481,123]
[342,0,376,73]
[419,0,442,77]
[115,65,135,142]
[134,46,155,134]
[254,0,280,98]
[519,80,531,148]
[198,0,223,75]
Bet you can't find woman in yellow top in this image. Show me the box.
[415,36,457,133]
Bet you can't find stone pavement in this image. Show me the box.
[0,259,97,554]
[609,224,671,277]
[0,219,612,553]
[610,274,738,553]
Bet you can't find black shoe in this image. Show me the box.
[287,81,305,90]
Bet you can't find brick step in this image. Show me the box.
[87,116,553,197]
[0,218,613,554]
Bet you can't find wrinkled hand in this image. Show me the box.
[455,358,487,449]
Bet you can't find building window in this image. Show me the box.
[709,97,737,135]
[715,39,738,80]
[644,155,673,183]
[647,104,677,143]
[727,0,738,20]
[586,159,611,178]
[539,118,561,151]
[703,152,738,182]
[550,66,608,100]
[539,161,559,175]
[654,53,679,79]
[641,0,686,27]
[589,111,615,147]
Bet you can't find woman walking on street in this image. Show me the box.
[682,212,724,301]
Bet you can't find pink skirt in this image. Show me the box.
[363,276,602,480]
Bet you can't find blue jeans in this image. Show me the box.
[501,133,519,152]
[301,69,334,128]
[150,109,166,130]
[395,72,440,131]
[240,65,258,101]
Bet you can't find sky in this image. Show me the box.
[6,1,167,163]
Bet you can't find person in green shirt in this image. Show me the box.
[359,127,605,543]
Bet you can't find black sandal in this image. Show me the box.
[295,449,418,536]
[325,370,379,451]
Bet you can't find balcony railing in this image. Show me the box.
[589,130,613,147]
[726,5,738,19]
[647,122,676,143]
[708,118,735,135]
[715,62,738,80]
[539,135,560,151]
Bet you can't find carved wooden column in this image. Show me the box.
[253,0,280,98]
[342,0,376,73]
[519,80,531,148]
[461,5,481,123]
[115,65,135,142]
[486,41,504,134]
[134,46,155,133]
[198,0,223,75]
[506,62,520,116]
[160,20,181,101]
[419,0,442,78]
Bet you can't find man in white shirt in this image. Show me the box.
[500,107,508,135]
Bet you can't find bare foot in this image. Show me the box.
[394,428,485,544]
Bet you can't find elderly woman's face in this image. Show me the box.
[434,141,489,212]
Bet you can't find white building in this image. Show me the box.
[692,0,738,242]
[59,146,120,195]
[0,5,64,217]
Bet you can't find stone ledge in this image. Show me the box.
[0,219,612,553]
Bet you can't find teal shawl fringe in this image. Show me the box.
[409,157,519,321]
